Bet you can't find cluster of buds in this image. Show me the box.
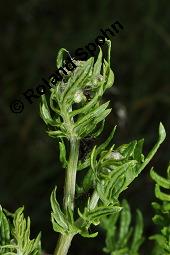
[40,40,114,140]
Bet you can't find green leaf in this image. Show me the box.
[159,122,166,143]
[40,95,60,126]
[115,123,166,197]
[101,200,144,255]
[97,160,137,204]
[155,184,170,201]
[117,140,137,159]
[133,139,145,162]
[150,163,170,254]
[138,123,166,174]
[102,59,114,90]
[78,205,122,229]
[50,187,79,235]
[47,130,67,139]
[1,207,41,255]
[118,200,131,242]
[93,46,103,77]
[80,229,98,238]
[59,139,67,168]
[97,126,117,155]
[41,40,116,141]
[75,101,111,138]
[130,210,144,253]
[149,234,169,251]
[50,187,69,234]
[62,57,94,105]
[150,168,170,189]
[56,48,69,68]
[0,206,10,246]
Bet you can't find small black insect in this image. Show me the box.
[79,136,96,161]
[83,87,93,101]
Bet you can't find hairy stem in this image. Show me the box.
[54,137,79,255]
[54,234,74,255]
[64,138,79,211]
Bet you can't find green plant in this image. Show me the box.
[150,164,170,255]
[101,200,144,255]
[0,206,41,255]
[0,40,168,255]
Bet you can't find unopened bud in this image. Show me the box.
[74,90,86,103]
[110,151,124,160]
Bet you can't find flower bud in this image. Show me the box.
[74,90,86,103]
[110,151,124,160]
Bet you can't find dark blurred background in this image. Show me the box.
[1,0,170,254]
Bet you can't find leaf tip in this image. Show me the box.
[159,122,166,143]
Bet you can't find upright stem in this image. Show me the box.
[54,234,74,255]
[63,137,79,211]
[54,137,79,255]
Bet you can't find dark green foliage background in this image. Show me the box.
[1,0,170,254]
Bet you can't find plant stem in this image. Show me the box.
[54,137,79,255]
[54,234,74,255]
[63,137,79,211]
